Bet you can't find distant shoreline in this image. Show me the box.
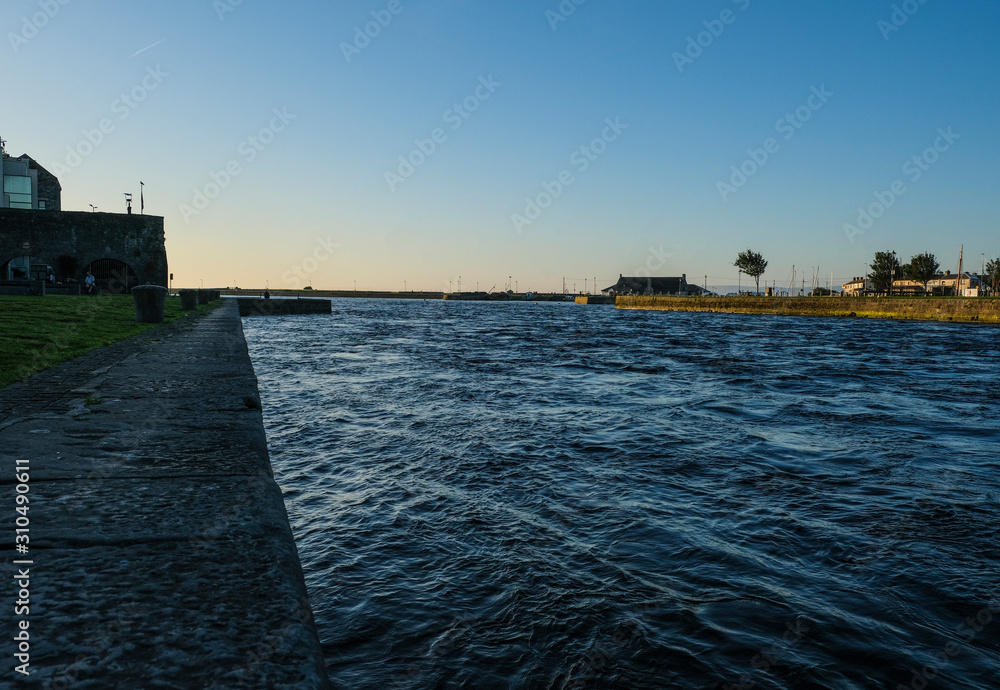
[215,289,583,302]
[616,295,1000,325]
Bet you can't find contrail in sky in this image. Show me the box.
[130,38,166,58]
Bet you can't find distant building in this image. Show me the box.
[1,150,61,210]
[924,271,980,296]
[602,274,705,296]
[842,271,982,297]
[841,277,871,296]
[890,278,924,296]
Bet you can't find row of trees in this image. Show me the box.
[733,248,1000,296]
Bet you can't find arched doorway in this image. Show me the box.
[1,256,50,281]
[84,259,138,294]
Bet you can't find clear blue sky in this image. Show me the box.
[3,0,997,292]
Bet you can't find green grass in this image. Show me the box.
[0,294,216,389]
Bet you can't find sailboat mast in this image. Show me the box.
[957,245,964,296]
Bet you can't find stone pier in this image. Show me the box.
[0,300,330,688]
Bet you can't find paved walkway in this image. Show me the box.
[1,300,330,688]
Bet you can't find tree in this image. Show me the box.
[870,251,901,294]
[733,249,767,295]
[987,258,1000,296]
[903,252,939,292]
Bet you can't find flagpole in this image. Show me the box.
[140,181,145,215]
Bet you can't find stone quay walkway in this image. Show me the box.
[1,299,330,689]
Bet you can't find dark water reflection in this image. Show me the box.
[243,299,1000,689]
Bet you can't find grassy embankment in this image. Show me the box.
[616,295,1000,324]
[0,294,216,389]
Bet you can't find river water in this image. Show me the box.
[242,299,1000,689]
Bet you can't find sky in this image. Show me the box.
[2,0,998,293]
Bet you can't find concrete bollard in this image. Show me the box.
[132,285,168,323]
[179,289,198,311]
[197,289,210,305]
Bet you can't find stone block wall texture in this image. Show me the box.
[0,208,167,285]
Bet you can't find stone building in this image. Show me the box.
[602,274,705,296]
[0,144,166,291]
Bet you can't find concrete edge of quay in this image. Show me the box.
[616,295,1000,324]
[0,299,331,688]
[233,297,333,317]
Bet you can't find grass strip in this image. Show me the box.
[0,294,215,389]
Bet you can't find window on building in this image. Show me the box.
[3,175,32,209]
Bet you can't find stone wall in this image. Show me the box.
[0,208,167,286]
[616,295,1000,324]
[236,297,333,316]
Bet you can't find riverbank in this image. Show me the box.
[616,295,1000,324]
[0,300,330,688]
[0,294,215,389]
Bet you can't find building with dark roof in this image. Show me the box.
[601,274,705,296]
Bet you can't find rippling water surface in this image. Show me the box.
[242,299,1000,689]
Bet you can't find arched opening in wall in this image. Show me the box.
[1,256,50,281]
[56,255,80,282]
[84,259,138,294]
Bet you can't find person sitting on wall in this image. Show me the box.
[263,288,270,300]
[85,271,96,294]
